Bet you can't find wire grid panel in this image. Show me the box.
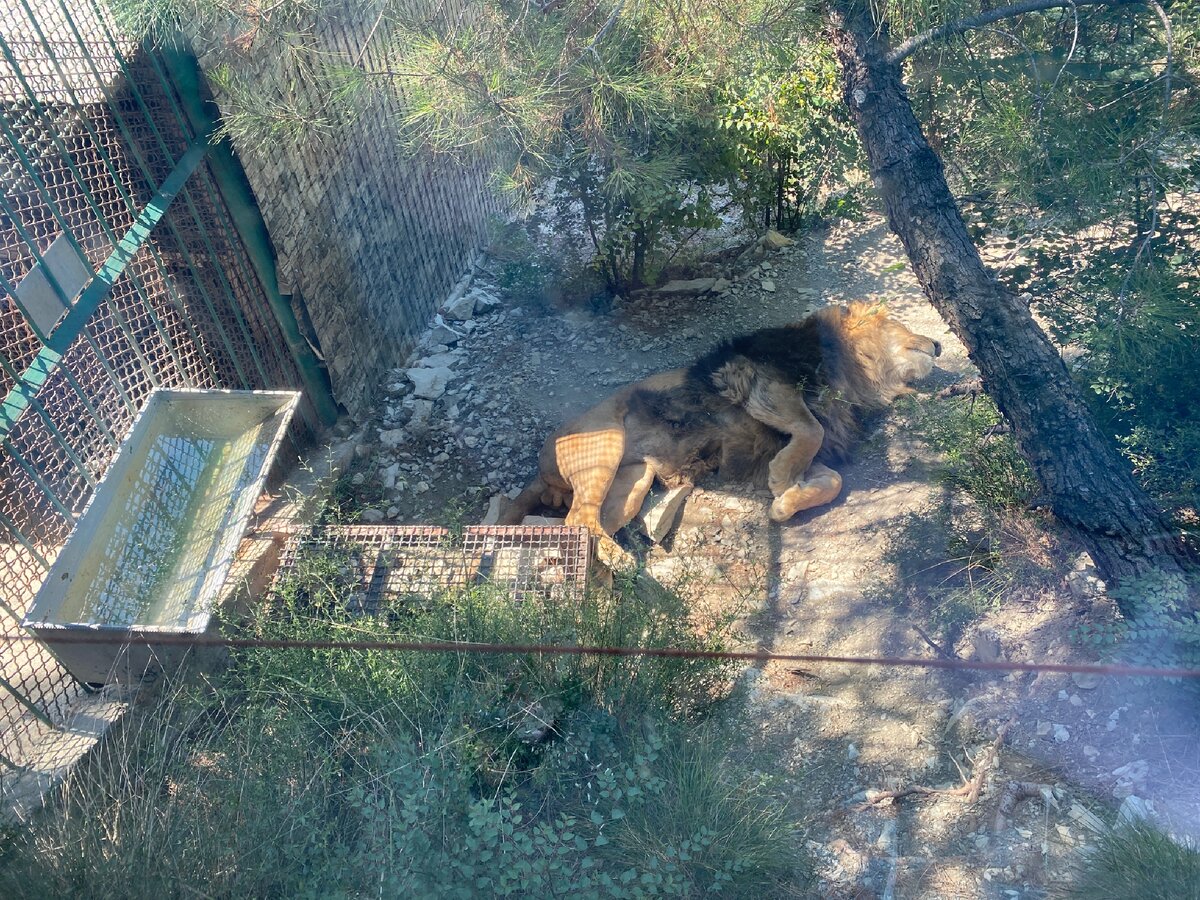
[0,0,315,781]
[274,526,591,615]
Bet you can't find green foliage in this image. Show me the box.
[0,541,811,897]
[906,394,1039,510]
[1060,821,1200,900]
[391,1,735,290]
[1011,210,1200,517]
[1074,569,1200,681]
[392,1,858,290]
[111,0,373,154]
[904,2,1200,517]
[719,41,863,231]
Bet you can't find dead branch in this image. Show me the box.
[856,719,1014,810]
[888,0,1140,65]
[937,378,983,399]
[910,622,956,660]
[993,781,1055,831]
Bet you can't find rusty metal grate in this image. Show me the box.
[274,525,590,614]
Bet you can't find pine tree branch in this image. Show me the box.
[887,0,1141,65]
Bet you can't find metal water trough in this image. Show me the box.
[23,389,300,685]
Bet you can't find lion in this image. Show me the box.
[498,302,942,567]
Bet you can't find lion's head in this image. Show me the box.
[826,302,942,405]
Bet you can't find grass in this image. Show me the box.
[1060,822,1200,900]
[872,392,1062,641]
[901,392,1038,511]
[0,540,813,898]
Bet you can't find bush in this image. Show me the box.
[0,543,812,898]
[1074,569,1200,683]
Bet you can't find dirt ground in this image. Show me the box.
[346,212,1200,898]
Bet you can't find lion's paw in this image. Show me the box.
[595,535,637,573]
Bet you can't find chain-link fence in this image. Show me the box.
[1,0,321,789]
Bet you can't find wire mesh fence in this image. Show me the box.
[273,525,591,617]
[1,1,317,786]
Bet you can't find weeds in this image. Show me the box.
[903,393,1038,511]
[0,540,811,898]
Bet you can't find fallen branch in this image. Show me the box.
[857,718,1014,810]
[937,377,983,399]
[994,781,1055,832]
[911,622,956,660]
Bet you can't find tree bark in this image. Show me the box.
[826,1,1193,589]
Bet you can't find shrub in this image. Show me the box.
[906,393,1039,511]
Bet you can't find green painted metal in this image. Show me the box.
[158,45,340,427]
[0,142,208,438]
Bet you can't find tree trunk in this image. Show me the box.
[826,2,1194,589]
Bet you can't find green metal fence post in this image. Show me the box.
[158,44,340,427]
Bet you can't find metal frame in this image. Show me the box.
[0,1,332,781]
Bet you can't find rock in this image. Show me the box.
[1066,551,1107,599]
[760,279,776,292]
[386,506,399,519]
[522,515,566,526]
[711,277,732,293]
[443,290,477,322]
[1068,802,1108,834]
[471,288,503,313]
[512,700,560,744]
[1053,724,1071,743]
[380,463,400,489]
[361,508,385,524]
[416,350,462,369]
[1118,795,1154,824]
[761,229,795,250]
[971,628,1003,663]
[1036,721,1052,737]
[1072,672,1103,690]
[637,484,693,543]
[482,494,506,525]
[379,428,405,449]
[408,366,452,400]
[427,324,462,346]
[1112,759,1148,783]
[407,399,434,431]
[847,743,860,761]
[657,277,717,295]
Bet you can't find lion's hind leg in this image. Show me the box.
[554,427,637,571]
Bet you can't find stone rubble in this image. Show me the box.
[348,229,806,528]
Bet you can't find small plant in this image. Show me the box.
[1060,821,1200,900]
[906,393,1039,510]
[1074,569,1200,683]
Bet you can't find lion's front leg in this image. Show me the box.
[768,462,844,522]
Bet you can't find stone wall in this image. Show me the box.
[206,4,500,419]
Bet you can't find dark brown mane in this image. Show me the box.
[639,302,912,467]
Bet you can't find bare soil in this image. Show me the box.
[348,212,1200,898]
